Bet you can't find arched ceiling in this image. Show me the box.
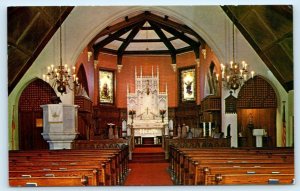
[7,6,73,94]
[7,6,293,94]
[222,5,293,92]
[90,11,202,65]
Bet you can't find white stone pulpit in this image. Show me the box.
[253,129,265,147]
[41,104,79,150]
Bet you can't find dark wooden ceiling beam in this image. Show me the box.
[116,36,177,42]
[151,21,199,47]
[98,47,117,54]
[94,23,138,49]
[89,13,146,47]
[93,22,144,59]
[140,26,153,30]
[150,21,176,63]
[145,12,203,43]
[124,50,171,55]
[117,22,145,64]
[176,46,194,54]
[150,20,200,59]
[100,47,196,55]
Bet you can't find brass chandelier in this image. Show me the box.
[217,22,255,92]
[43,7,79,95]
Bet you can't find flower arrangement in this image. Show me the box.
[129,110,136,116]
[159,109,166,115]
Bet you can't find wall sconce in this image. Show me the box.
[195,58,200,67]
[117,65,123,73]
[87,51,93,62]
[171,64,177,72]
[94,60,98,69]
[201,49,207,60]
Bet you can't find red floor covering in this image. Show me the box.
[133,147,165,153]
[124,162,173,186]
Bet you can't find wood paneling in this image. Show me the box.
[75,96,93,140]
[237,108,276,147]
[18,79,56,150]
[237,76,277,147]
[92,105,121,140]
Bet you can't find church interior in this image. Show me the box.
[7,5,294,186]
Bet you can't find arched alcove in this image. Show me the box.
[18,79,56,150]
[76,64,89,96]
[237,76,277,147]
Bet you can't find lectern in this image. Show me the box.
[253,129,265,147]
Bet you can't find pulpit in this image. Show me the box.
[41,104,79,149]
[253,129,265,147]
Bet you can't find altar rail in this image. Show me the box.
[72,139,129,149]
[72,138,133,160]
[163,137,231,160]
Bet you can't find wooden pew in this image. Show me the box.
[10,168,102,186]
[9,175,95,187]
[9,157,113,185]
[202,166,294,185]
[9,147,129,186]
[169,146,294,185]
[9,146,129,185]
[205,173,294,185]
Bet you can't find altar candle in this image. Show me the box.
[208,122,212,137]
[127,126,131,136]
[251,71,255,78]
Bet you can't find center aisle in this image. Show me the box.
[124,147,173,186]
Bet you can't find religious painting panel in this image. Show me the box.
[99,70,114,104]
[180,67,196,102]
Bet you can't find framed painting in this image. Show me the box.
[99,70,114,104]
[180,67,196,102]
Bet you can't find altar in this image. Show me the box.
[127,66,168,141]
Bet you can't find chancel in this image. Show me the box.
[127,66,168,144]
[7,5,294,187]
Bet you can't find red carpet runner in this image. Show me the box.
[124,147,173,186]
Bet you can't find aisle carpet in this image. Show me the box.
[124,147,173,186]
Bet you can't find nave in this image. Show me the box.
[7,5,294,188]
[9,143,294,186]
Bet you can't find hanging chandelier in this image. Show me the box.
[43,7,79,95]
[217,22,255,92]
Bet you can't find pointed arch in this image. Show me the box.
[77,64,89,96]
[237,75,277,147]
